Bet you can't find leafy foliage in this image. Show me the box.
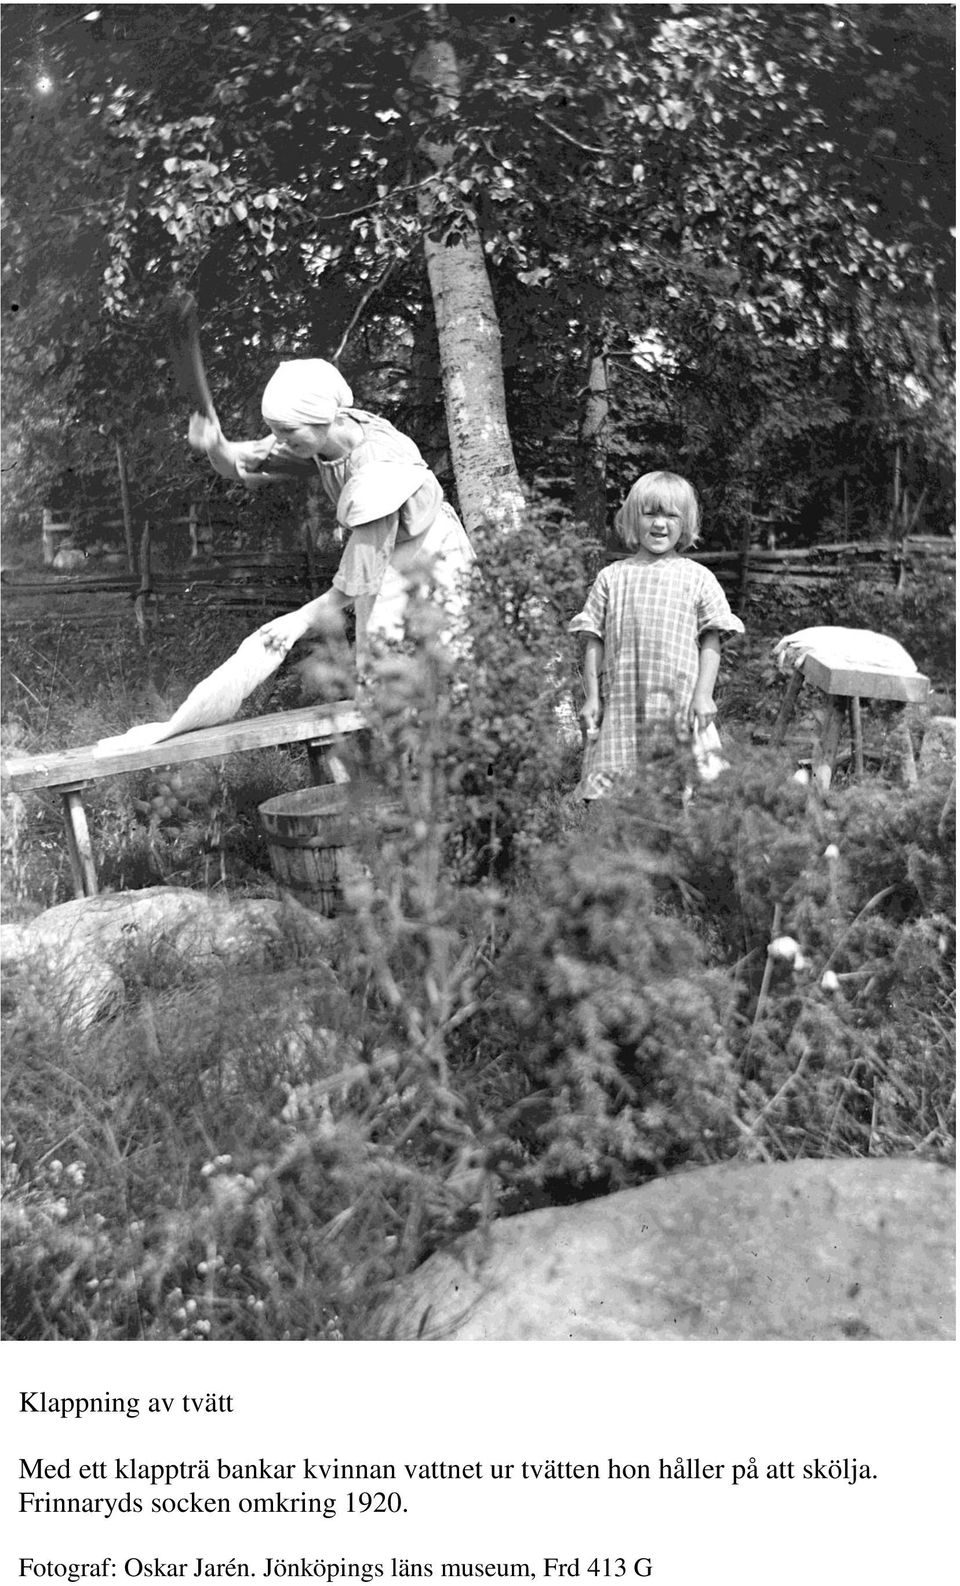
[2,5,953,548]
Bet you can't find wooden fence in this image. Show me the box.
[8,503,955,635]
[644,535,954,605]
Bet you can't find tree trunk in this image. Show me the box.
[572,348,610,541]
[114,436,137,575]
[411,34,525,536]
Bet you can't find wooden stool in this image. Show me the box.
[770,656,930,791]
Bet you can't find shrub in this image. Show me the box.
[657,752,955,1162]
[483,818,739,1195]
[444,509,596,875]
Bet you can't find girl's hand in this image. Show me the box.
[580,697,602,743]
[256,610,311,657]
[689,690,717,733]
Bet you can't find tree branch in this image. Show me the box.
[313,173,436,224]
[331,256,399,363]
[534,113,611,157]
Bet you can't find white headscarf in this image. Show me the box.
[260,359,354,427]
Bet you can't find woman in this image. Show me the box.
[190,358,474,668]
[95,361,474,753]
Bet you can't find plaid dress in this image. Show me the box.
[569,554,744,799]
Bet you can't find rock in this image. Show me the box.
[919,716,956,773]
[380,1159,955,1341]
[0,886,330,1032]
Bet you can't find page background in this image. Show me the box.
[5,1341,955,1584]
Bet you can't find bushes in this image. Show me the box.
[652,751,955,1162]
[486,834,738,1193]
[440,510,594,875]
[2,521,955,1339]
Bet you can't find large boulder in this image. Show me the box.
[381,1159,954,1341]
[0,886,332,1032]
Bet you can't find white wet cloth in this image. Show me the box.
[94,632,287,754]
[773,627,918,676]
[691,721,729,781]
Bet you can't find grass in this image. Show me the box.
[1,583,955,1340]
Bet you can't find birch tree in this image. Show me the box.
[411,29,524,534]
[3,4,952,547]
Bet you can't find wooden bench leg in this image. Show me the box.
[769,670,804,747]
[849,695,864,777]
[307,742,351,786]
[813,698,846,792]
[61,789,99,897]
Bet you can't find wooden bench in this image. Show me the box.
[1,702,366,898]
[769,656,930,790]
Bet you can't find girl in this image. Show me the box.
[191,358,474,668]
[570,471,743,800]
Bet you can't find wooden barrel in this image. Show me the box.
[258,784,352,914]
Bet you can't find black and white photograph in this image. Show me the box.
[2,0,955,1342]
[2,0,955,1466]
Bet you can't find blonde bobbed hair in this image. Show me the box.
[615,471,700,551]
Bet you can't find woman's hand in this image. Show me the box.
[255,610,312,657]
[187,411,243,481]
[257,590,349,658]
[234,453,285,489]
[187,412,222,453]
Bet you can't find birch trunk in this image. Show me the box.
[573,349,610,541]
[412,35,525,536]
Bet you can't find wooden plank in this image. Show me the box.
[749,551,887,569]
[748,572,843,588]
[1,702,366,792]
[606,549,741,567]
[802,655,930,703]
[782,541,889,557]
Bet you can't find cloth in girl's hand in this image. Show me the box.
[691,721,729,781]
[773,627,918,676]
[94,632,287,755]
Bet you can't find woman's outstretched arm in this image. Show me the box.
[187,413,314,486]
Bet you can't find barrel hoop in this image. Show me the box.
[263,828,348,852]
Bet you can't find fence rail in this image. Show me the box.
[638,536,954,599]
[12,507,956,623]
